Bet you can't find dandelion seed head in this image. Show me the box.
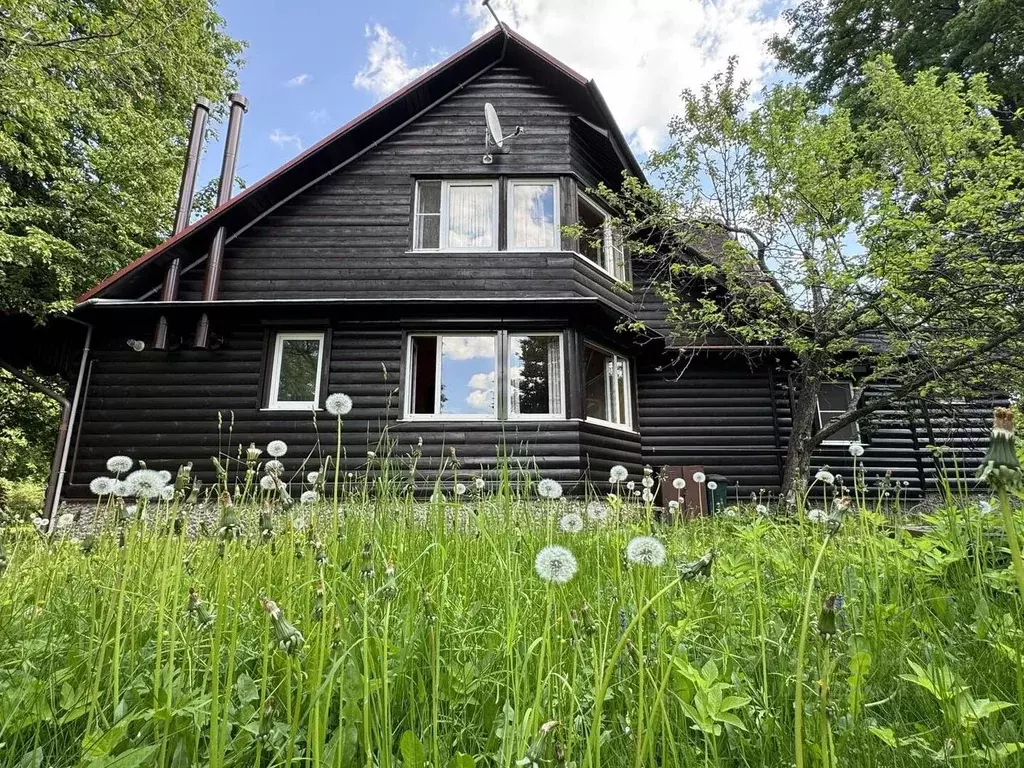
[325,392,353,416]
[307,471,319,484]
[609,465,628,483]
[267,440,288,458]
[807,508,828,523]
[265,459,284,476]
[815,469,835,485]
[538,478,563,500]
[706,481,718,491]
[474,477,486,490]
[89,476,118,497]
[301,490,318,504]
[641,476,654,489]
[160,485,176,502]
[56,513,75,530]
[586,501,609,523]
[693,472,706,484]
[979,500,993,515]
[366,451,376,459]
[668,500,680,511]
[756,503,769,515]
[33,516,49,529]
[642,488,654,503]
[672,477,685,490]
[123,469,168,499]
[534,545,578,584]
[106,455,133,474]
[454,483,467,496]
[260,475,279,491]
[848,442,865,457]
[626,536,667,567]
[157,470,172,484]
[559,512,584,533]
[626,480,635,491]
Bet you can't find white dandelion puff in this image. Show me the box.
[157,470,172,484]
[307,471,319,484]
[979,500,993,515]
[454,483,467,496]
[56,512,75,530]
[106,455,133,474]
[474,477,486,490]
[706,481,718,491]
[626,536,667,567]
[267,440,288,458]
[89,476,118,497]
[693,472,706,484]
[301,490,318,504]
[538,478,563,500]
[33,516,49,530]
[160,485,176,502]
[641,475,654,489]
[260,475,279,491]
[626,480,635,491]
[807,508,828,523]
[265,459,284,476]
[668,500,680,511]
[123,469,168,499]
[534,545,578,584]
[586,501,609,523]
[756,503,769,515]
[672,477,686,490]
[642,488,654,503]
[848,442,865,458]
[815,470,835,485]
[559,512,584,533]
[325,392,353,416]
[609,465,628,483]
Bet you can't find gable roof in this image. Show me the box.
[78,25,646,303]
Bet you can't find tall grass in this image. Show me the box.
[2,479,1022,767]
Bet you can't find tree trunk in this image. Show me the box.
[781,377,821,504]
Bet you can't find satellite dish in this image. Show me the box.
[482,102,523,164]
[485,103,504,148]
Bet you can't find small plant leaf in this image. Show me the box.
[400,730,426,768]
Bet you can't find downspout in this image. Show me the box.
[154,98,212,349]
[46,319,93,520]
[195,92,248,349]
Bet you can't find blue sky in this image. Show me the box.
[197,0,790,195]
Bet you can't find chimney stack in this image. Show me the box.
[153,97,211,350]
[195,92,249,349]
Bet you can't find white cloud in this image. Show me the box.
[353,23,441,98]
[287,73,312,87]
[268,129,302,153]
[459,0,791,152]
[468,371,495,390]
[308,108,330,125]
[440,336,495,361]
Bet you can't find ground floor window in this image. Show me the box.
[268,331,325,410]
[405,332,565,420]
[582,342,633,428]
[816,382,860,443]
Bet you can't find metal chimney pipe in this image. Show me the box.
[195,92,248,349]
[153,97,211,350]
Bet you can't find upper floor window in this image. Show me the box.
[508,180,559,250]
[269,332,325,410]
[817,382,860,444]
[414,180,498,251]
[578,193,627,281]
[582,342,633,429]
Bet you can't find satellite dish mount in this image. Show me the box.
[483,102,523,164]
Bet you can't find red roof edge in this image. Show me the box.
[76,26,505,304]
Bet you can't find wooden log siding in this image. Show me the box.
[62,319,644,498]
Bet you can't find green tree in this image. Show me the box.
[0,0,245,318]
[603,57,1024,498]
[769,0,1024,140]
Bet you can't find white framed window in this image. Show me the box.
[406,334,498,420]
[508,333,565,419]
[508,179,560,250]
[577,193,627,281]
[413,180,498,251]
[817,382,860,444]
[268,332,325,410]
[582,341,633,429]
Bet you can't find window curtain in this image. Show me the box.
[448,185,494,249]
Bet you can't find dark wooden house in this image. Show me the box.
[43,26,994,512]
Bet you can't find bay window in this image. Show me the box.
[582,342,633,428]
[268,332,325,410]
[577,193,627,281]
[817,382,860,443]
[413,180,498,251]
[508,180,559,250]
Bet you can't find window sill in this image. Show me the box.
[261,406,323,413]
[580,417,638,435]
[568,251,628,283]
[820,440,857,447]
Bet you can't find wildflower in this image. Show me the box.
[516,720,560,768]
[267,440,288,458]
[534,545,578,584]
[586,501,609,523]
[216,498,241,541]
[641,488,654,503]
[693,472,706,484]
[454,483,467,496]
[325,392,353,416]
[55,512,75,530]
[979,500,993,515]
[32,516,49,530]
[807,508,828,523]
[307,471,319,484]
[559,512,584,533]
[89,476,118,496]
[474,477,486,490]
[818,593,844,639]
[259,475,278,492]
[160,485,176,502]
[187,588,215,629]
[123,468,168,499]
[756,503,769,515]
[609,465,628,483]
[626,536,667,567]
[848,442,865,458]
[538,478,563,500]
[265,459,284,476]
[301,490,318,504]
[678,549,714,581]
[379,562,398,601]
[706,481,718,491]
[157,470,172,484]
[106,455,133,474]
[261,597,304,654]
[641,475,654,489]
[113,480,129,497]
[978,408,1022,490]
[626,480,635,491]
[246,443,263,465]
[672,477,686,490]
[815,469,836,485]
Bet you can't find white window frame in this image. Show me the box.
[507,179,561,252]
[404,333,499,422]
[582,340,634,431]
[816,381,861,445]
[412,179,499,252]
[507,332,566,420]
[268,331,325,411]
[576,192,628,282]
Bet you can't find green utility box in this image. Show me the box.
[706,474,729,514]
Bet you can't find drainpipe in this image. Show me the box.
[46,319,93,521]
[154,98,212,350]
[195,91,248,349]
